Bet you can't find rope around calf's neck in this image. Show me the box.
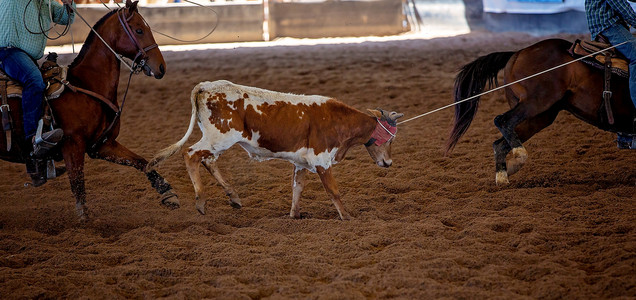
[397,40,629,125]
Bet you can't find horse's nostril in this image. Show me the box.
[159,64,165,74]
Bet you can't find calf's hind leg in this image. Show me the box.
[183,150,209,215]
[201,158,241,209]
[184,148,242,215]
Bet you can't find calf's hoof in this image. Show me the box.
[196,205,205,215]
[228,198,242,209]
[160,190,180,209]
[339,213,353,221]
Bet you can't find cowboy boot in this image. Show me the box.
[26,157,47,187]
[32,128,64,157]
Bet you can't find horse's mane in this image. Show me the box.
[68,8,120,69]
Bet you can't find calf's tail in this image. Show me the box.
[147,84,203,169]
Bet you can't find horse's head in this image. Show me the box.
[364,109,403,168]
[113,0,166,79]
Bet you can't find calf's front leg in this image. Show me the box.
[316,166,351,220]
[290,166,308,219]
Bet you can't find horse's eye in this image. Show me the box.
[136,29,143,34]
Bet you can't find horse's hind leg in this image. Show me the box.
[493,137,512,185]
[95,141,179,208]
[493,107,560,184]
[201,158,241,210]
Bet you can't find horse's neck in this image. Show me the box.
[68,42,121,102]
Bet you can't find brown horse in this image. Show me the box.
[446,38,635,184]
[0,0,179,217]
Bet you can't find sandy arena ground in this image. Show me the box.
[0,31,635,298]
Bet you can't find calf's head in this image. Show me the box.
[365,109,404,168]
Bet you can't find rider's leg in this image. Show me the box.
[0,48,63,156]
[0,48,45,139]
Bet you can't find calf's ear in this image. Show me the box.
[367,109,383,119]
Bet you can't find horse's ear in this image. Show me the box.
[367,109,383,119]
[126,0,139,13]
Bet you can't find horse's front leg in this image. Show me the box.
[94,140,179,209]
[61,139,88,218]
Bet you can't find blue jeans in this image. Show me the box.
[601,23,636,108]
[0,47,45,140]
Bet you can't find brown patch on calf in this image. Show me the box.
[204,91,376,156]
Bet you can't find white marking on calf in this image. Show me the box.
[198,80,330,114]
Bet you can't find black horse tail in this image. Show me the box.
[445,51,515,154]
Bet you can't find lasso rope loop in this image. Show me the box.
[377,118,396,137]
[397,40,629,125]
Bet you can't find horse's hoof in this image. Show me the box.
[160,190,180,209]
[76,204,88,220]
[495,171,510,185]
[511,147,528,162]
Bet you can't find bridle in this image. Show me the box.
[68,4,157,73]
[59,4,162,153]
[116,7,158,73]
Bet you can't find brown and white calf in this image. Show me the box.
[148,80,403,220]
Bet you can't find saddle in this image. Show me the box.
[568,38,631,126]
[568,39,629,78]
[0,54,67,100]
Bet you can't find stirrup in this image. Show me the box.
[31,119,63,157]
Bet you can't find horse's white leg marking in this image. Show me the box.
[506,146,528,177]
